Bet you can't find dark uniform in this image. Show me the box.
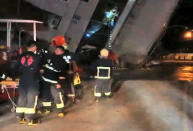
[62,50,82,101]
[15,51,41,122]
[91,57,113,100]
[37,48,50,66]
[41,54,66,113]
[37,48,53,108]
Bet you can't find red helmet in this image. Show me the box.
[51,36,67,49]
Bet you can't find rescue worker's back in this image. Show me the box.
[16,51,41,86]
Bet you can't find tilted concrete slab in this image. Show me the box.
[113,0,179,64]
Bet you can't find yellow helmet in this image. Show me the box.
[100,48,109,57]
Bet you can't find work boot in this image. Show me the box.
[105,94,112,99]
[95,97,99,103]
[57,112,64,118]
[44,109,51,115]
[36,110,42,115]
[19,118,26,124]
[27,119,40,126]
[16,116,26,124]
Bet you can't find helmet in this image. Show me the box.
[51,36,67,49]
[100,48,109,57]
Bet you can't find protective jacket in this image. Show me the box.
[42,54,66,83]
[15,51,41,86]
[91,58,113,79]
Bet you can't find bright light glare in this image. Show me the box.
[110,21,115,27]
[105,11,113,19]
[184,31,193,39]
[86,33,91,38]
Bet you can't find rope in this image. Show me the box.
[3,86,17,107]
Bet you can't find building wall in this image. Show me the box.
[26,0,98,52]
[25,0,69,16]
[113,0,179,64]
[65,0,99,52]
[36,0,80,43]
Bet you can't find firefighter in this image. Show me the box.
[39,36,66,115]
[61,44,83,103]
[14,41,41,126]
[51,35,82,102]
[37,48,53,112]
[90,48,113,102]
[41,46,66,117]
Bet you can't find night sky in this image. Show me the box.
[159,0,193,53]
[169,0,193,27]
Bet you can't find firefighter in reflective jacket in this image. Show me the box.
[90,48,113,102]
[41,46,66,117]
[37,48,53,108]
[14,41,41,126]
[51,35,82,101]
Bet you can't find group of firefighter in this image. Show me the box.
[0,35,114,126]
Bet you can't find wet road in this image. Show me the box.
[113,63,193,81]
[1,63,193,130]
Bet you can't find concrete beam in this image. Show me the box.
[36,0,80,42]
[65,0,99,52]
[113,0,179,64]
